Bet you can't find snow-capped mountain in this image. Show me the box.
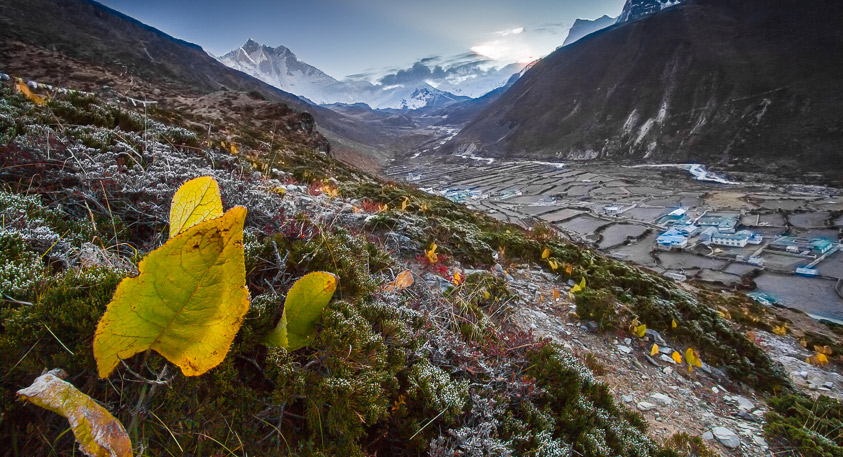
[219,39,520,110]
[617,0,684,23]
[219,39,354,105]
[562,15,616,46]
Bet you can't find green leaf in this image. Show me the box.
[17,370,133,457]
[266,272,337,350]
[93,206,250,377]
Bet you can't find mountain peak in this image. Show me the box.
[616,0,684,23]
[563,15,617,46]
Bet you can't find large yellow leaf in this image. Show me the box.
[17,370,133,457]
[541,247,551,259]
[168,176,223,238]
[266,272,337,350]
[94,207,250,378]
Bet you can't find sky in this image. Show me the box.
[97,0,626,80]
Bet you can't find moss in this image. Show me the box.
[576,289,623,331]
[257,225,390,300]
[661,433,717,457]
[525,343,663,457]
[765,394,843,457]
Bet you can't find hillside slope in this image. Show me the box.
[447,0,843,184]
[0,0,405,168]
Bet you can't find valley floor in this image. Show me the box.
[386,159,843,321]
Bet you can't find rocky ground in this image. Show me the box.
[3,77,843,457]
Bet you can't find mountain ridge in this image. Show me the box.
[445,0,843,185]
[219,38,520,110]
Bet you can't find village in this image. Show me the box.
[388,158,843,321]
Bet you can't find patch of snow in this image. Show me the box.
[635,119,655,145]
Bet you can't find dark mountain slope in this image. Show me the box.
[447,0,843,184]
[0,0,395,166]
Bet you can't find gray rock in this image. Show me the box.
[650,393,673,406]
[733,395,754,411]
[645,329,667,346]
[622,395,634,403]
[660,354,677,364]
[617,345,633,354]
[824,381,835,390]
[702,431,714,441]
[712,427,741,449]
[644,355,660,367]
[637,401,657,411]
[586,321,600,333]
[659,346,673,355]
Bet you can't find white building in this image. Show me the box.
[711,230,753,248]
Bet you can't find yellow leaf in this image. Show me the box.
[453,270,462,285]
[266,272,337,350]
[229,143,239,155]
[672,319,678,329]
[814,345,833,355]
[401,198,409,211]
[380,203,388,212]
[685,348,702,368]
[352,205,362,213]
[553,288,561,301]
[483,290,491,300]
[168,176,223,238]
[420,202,429,212]
[426,242,438,264]
[570,277,587,294]
[17,370,133,457]
[650,344,659,356]
[772,324,788,336]
[94,206,250,378]
[541,247,551,259]
[384,269,414,292]
[15,80,46,105]
[634,323,647,338]
[548,259,559,271]
[807,352,830,366]
[565,263,573,275]
[671,351,682,364]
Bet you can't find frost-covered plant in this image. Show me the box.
[407,358,469,421]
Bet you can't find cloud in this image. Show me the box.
[495,26,525,36]
[530,22,570,34]
[379,62,448,86]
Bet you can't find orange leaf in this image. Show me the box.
[384,270,413,292]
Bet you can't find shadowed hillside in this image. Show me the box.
[447,0,843,185]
